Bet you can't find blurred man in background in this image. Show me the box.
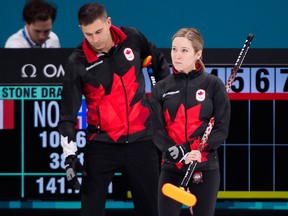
[5,0,60,48]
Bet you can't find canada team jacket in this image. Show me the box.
[58,25,170,144]
[149,69,231,171]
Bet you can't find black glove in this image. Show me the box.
[163,142,190,163]
[65,155,87,190]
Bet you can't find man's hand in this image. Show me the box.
[65,155,86,190]
[163,143,190,163]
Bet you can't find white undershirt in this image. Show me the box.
[4,27,61,48]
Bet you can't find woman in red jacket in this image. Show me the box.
[149,28,231,216]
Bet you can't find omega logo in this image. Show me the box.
[21,64,65,78]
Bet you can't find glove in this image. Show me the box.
[65,155,87,190]
[190,137,209,162]
[163,142,190,163]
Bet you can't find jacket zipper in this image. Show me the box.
[96,105,101,132]
[120,77,130,143]
[185,78,189,142]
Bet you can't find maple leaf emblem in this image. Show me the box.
[198,90,204,95]
[85,66,149,142]
[164,104,203,144]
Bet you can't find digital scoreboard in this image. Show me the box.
[0,49,288,209]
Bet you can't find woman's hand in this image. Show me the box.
[184,150,202,164]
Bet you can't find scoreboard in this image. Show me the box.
[0,48,288,209]
[207,66,288,192]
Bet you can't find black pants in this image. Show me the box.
[158,168,220,216]
[80,140,159,216]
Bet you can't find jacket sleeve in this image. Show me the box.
[149,82,177,153]
[133,28,171,81]
[58,56,83,143]
[149,42,171,82]
[207,77,231,150]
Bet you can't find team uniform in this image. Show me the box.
[149,67,231,216]
[58,25,170,216]
[5,27,60,48]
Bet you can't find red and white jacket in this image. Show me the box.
[58,25,170,145]
[149,67,230,172]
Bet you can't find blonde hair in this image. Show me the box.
[172,28,205,70]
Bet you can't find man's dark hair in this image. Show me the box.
[78,2,107,26]
[23,0,57,24]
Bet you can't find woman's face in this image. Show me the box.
[171,37,201,74]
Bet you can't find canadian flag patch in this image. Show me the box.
[196,89,205,101]
[124,48,134,61]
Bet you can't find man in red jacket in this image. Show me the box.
[58,2,170,216]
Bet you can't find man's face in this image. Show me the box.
[80,17,112,52]
[26,19,52,45]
